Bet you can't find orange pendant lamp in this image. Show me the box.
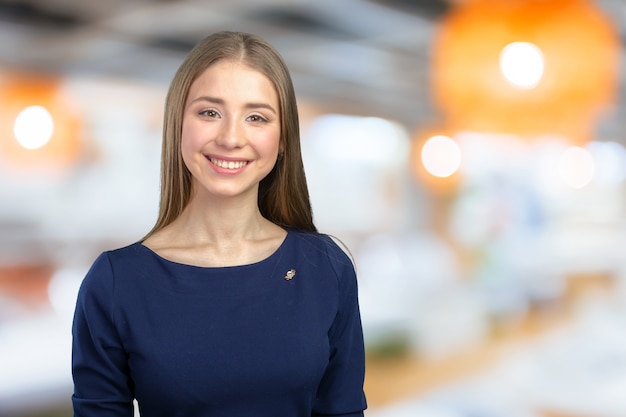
[0,72,83,173]
[431,0,619,144]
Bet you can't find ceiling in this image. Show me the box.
[1,0,624,136]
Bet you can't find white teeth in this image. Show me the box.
[210,158,248,169]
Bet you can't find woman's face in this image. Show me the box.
[181,59,281,201]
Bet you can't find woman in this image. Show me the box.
[71,31,367,417]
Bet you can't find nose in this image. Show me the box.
[215,117,245,149]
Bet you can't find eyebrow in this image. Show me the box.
[189,95,277,115]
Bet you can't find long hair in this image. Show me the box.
[143,31,316,240]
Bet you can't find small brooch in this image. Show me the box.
[284,269,296,280]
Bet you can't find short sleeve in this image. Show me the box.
[71,253,134,417]
[312,237,367,416]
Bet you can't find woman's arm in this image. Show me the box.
[72,253,134,417]
[312,237,367,417]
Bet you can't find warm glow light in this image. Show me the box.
[499,42,544,89]
[13,105,54,150]
[558,146,595,188]
[0,73,83,172]
[432,0,619,139]
[421,135,462,178]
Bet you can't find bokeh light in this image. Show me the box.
[499,42,544,89]
[432,0,619,139]
[13,105,55,150]
[421,135,462,178]
[305,114,408,167]
[303,113,410,233]
[0,73,83,172]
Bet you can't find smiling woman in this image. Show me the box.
[179,59,281,201]
[71,31,367,417]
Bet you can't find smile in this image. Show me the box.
[209,158,249,169]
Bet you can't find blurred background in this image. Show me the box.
[2,0,626,416]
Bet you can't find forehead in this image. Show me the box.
[188,60,278,103]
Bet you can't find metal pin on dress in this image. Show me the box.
[284,269,296,280]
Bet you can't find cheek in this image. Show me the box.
[259,130,281,157]
[180,116,206,147]
[180,123,201,169]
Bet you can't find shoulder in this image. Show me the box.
[288,228,355,277]
[90,242,155,279]
[79,243,144,291]
[105,242,146,263]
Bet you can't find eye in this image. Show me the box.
[198,109,220,118]
[247,114,268,123]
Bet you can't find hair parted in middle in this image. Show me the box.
[143,31,316,240]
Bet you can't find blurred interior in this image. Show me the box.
[2,0,626,416]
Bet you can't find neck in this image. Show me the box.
[172,190,270,245]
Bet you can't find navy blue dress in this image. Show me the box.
[72,229,367,416]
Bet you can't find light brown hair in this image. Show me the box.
[143,31,316,239]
